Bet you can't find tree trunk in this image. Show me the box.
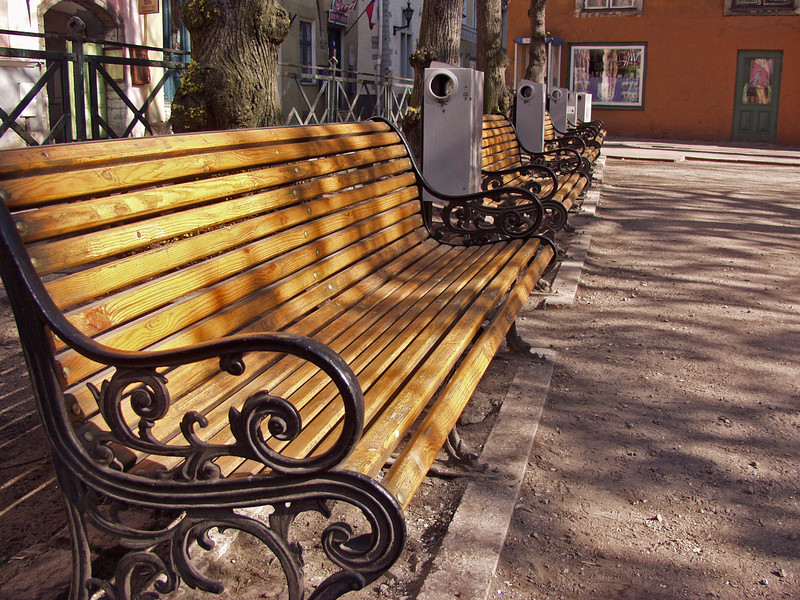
[478,0,511,115]
[404,0,463,158]
[170,0,290,132]
[526,0,547,83]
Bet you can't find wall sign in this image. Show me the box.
[139,0,159,15]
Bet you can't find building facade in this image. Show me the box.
[0,0,183,148]
[1,0,488,146]
[506,0,800,145]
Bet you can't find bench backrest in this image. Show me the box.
[0,122,423,433]
[544,113,557,141]
[481,114,523,172]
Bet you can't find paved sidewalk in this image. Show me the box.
[417,139,800,600]
[603,137,800,165]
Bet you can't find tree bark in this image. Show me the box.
[403,0,463,158]
[526,0,547,83]
[170,0,290,132]
[477,0,511,115]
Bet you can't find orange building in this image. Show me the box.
[506,1,800,145]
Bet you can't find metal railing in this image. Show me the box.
[1,25,412,147]
[280,59,412,126]
[0,22,189,146]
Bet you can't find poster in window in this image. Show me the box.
[130,49,151,86]
[568,43,646,108]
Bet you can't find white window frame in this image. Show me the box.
[568,42,647,109]
[399,32,413,80]
[577,0,643,15]
[584,0,636,9]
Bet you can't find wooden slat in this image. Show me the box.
[382,240,554,508]
[46,173,417,314]
[27,156,414,276]
[222,242,499,477]
[16,144,410,244]
[50,171,417,319]
[0,122,393,177]
[68,226,435,468]
[126,233,448,475]
[0,125,400,206]
[300,241,523,468]
[192,241,474,477]
[4,132,398,207]
[55,204,425,387]
[339,239,541,480]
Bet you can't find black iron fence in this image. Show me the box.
[1,23,413,147]
[0,21,189,146]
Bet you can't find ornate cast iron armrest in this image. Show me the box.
[481,161,560,199]
[496,118,590,180]
[521,147,590,181]
[0,197,364,481]
[1,196,404,599]
[573,129,602,149]
[370,118,548,246]
[551,122,600,149]
[546,131,589,154]
[574,121,602,135]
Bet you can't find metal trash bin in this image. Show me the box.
[422,63,484,200]
[515,80,546,153]
[576,92,593,124]
[566,90,578,127]
[549,87,569,135]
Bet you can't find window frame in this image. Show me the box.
[725,0,800,14]
[568,42,647,110]
[577,0,643,16]
[299,20,316,85]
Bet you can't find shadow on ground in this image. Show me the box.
[493,159,800,600]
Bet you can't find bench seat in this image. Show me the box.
[545,112,603,165]
[0,119,555,600]
[482,114,591,231]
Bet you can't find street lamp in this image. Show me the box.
[393,2,414,35]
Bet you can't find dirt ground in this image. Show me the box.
[489,157,800,600]
[1,154,799,600]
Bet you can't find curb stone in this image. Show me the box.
[414,349,557,600]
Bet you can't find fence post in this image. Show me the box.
[67,17,87,141]
[327,56,338,123]
[382,69,393,120]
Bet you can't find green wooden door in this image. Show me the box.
[733,51,782,143]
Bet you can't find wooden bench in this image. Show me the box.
[575,118,607,144]
[0,119,556,600]
[482,114,591,232]
[545,112,604,164]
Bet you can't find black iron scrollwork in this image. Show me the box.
[481,165,553,198]
[541,198,569,233]
[368,118,551,246]
[431,192,545,245]
[71,469,405,600]
[85,339,364,480]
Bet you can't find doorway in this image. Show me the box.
[327,26,342,73]
[43,0,121,141]
[732,50,782,143]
